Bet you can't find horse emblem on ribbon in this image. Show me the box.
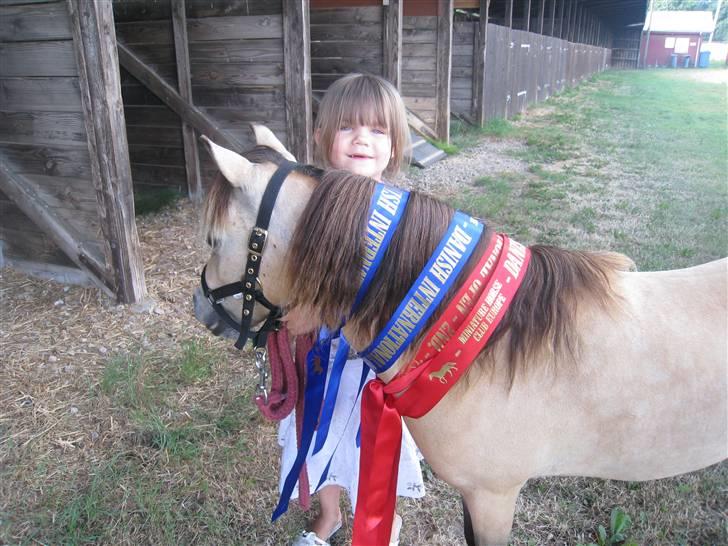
[429,362,458,384]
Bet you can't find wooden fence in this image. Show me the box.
[453,22,610,121]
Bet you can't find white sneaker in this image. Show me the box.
[291,520,342,546]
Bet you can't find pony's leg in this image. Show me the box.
[461,484,522,546]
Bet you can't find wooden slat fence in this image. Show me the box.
[454,22,610,121]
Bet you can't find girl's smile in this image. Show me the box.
[328,124,393,181]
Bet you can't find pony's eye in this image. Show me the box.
[206,235,219,249]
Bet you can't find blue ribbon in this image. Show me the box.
[272,183,409,519]
[312,184,409,454]
[360,212,484,373]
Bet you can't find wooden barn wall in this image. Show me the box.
[451,21,475,119]
[113,0,286,190]
[0,0,102,273]
[309,6,384,94]
[401,15,438,127]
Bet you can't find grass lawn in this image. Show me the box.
[452,68,727,272]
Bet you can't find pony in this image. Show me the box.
[192,126,727,545]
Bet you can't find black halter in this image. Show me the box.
[200,161,298,350]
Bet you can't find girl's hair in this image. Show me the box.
[314,73,410,179]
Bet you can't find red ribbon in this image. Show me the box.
[353,234,531,545]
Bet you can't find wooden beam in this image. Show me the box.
[116,41,245,153]
[383,0,402,90]
[473,0,489,126]
[538,0,545,34]
[171,0,202,203]
[523,0,531,32]
[505,0,513,28]
[550,0,557,36]
[0,159,113,298]
[435,0,453,142]
[67,0,146,304]
[282,0,313,164]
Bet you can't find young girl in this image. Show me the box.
[279,73,425,546]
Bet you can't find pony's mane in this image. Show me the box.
[287,171,634,384]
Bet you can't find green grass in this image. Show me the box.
[452,69,727,271]
[134,187,182,216]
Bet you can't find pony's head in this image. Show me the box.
[193,125,319,341]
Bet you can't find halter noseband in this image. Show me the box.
[200,160,298,350]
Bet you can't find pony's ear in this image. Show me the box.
[252,124,297,162]
[200,135,252,188]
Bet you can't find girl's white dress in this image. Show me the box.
[277,350,425,512]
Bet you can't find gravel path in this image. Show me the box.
[403,136,529,195]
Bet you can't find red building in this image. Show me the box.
[640,11,715,67]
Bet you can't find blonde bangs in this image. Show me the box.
[315,74,410,179]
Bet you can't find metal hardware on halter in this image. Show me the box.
[254,347,269,404]
[199,161,298,352]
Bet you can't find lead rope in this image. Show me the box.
[255,327,313,510]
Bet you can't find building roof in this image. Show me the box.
[643,11,716,33]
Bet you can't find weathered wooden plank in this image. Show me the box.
[125,126,183,147]
[0,41,77,77]
[0,224,78,269]
[0,77,82,112]
[123,105,180,126]
[0,159,111,293]
[202,105,286,123]
[403,42,436,57]
[435,0,453,142]
[187,15,283,41]
[310,24,381,42]
[68,0,146,303]
[172,0,201,201]
[473,0,488,125]
[117,41,245,152]
[403,16,437,30]
[22,173,98,210]
[189,39,284,63]
[401,82,437,97]
[0,142,91,178]
[310,41,383,60]
[190,62,285,88]
[115,20,172,45]
[400,70,436,84]
[0,1,72,42]
[128,145,185,166]
[402,29,436,43]
[383,0,402,89]
[309,6,381,24]
[0,198,98,236]
[282,0,312,163]
[112,0,281,21]
[191,87,284,109]
[130,163,186,188]
[0,111,86,145]
[311,59,381,75]
[403,55,439,71]
[120,61,177,83]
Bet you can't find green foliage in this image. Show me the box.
[177,339,217,384]
[134,187,182,216]
[578,507,636,546]
[428,138,460,155]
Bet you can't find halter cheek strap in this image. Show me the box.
[201,160,298,350]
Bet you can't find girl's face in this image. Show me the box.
[327,123,393,181]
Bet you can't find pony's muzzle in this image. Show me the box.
[192,287,238,340]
